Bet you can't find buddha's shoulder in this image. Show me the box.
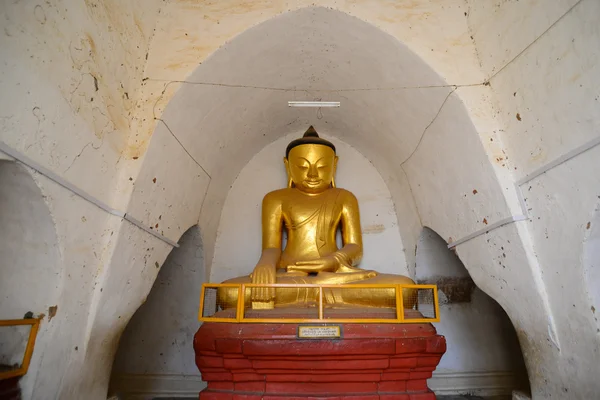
[332,187,358,200]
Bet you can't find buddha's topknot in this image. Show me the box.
[285,126,336,157]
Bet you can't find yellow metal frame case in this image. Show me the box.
[198,283,440,324]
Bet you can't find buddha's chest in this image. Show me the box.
[281,194,343,232]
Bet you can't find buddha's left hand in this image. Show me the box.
[288,253,349,273]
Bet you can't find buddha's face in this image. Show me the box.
[285,144,337,194]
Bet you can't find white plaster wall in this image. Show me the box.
[125,121,211,243]
[211,135,408,283]
[0,3,183,398]
[0,0,172,391]
[0,162,61,319]
[111,226,204,379]
[399,86,558,396]
[13,172,175,400]
[0,162,62,396]
[1,1,598,399]
[0,0,162,209]
[0,3,213,397]
[466,0,580,79]
[467,0,600,396]
[416,228,525,379]
[402,92,514,241]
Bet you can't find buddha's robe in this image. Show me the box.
[218,188,414,309]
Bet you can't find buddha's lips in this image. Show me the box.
[304,180,322,186]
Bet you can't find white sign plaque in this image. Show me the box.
[297,325,341,339]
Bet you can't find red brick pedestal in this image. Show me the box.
[194,312,446,400]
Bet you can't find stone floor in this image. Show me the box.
[438,396,511,400]
[153,396,511,400]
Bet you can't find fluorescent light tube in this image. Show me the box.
[288,101,340,108]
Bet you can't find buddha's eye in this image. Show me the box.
[317,165,328,169]
[298,165,309,170]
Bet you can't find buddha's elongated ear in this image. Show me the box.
[283,157,293,188]
[331,156,339,188]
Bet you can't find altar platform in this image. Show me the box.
[194,283,445,400]
[194,308,445,400]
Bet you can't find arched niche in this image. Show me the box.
[416,227,529,395]
[0,161,61,318]
[0,160,61,397]
[154,6,504,281]
[109,225,204,397]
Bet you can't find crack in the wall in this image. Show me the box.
[198,177,212,223]
[464,0,485,73]
[400,87,457,166]
[64,142,92,173]
[487,0,584,82]
[399,164,423,228]
[398,162,424,278]
[63,135,105,174]
[151,80,179,121]
[146,77,483,93]
[156,118,211,180]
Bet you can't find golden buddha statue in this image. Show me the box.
[218,126,415,310]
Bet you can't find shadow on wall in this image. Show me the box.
[583,204,600,332]
[109,225,205,399]
[0,161,61,319]
[0,160,61,398]
[416,227,530,396]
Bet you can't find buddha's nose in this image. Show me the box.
[307,165,318,178]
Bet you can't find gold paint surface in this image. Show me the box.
[218,131,415,309]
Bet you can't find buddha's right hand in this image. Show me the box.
[250,263,276,302]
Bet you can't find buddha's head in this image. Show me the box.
[284,126,338,194]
